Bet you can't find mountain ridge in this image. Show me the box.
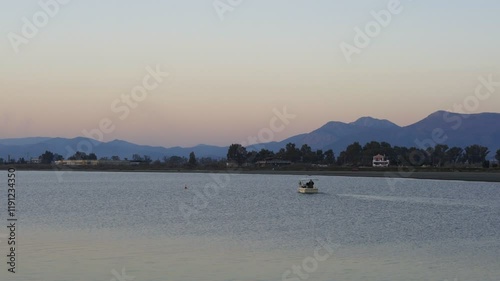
[1,111,499,160]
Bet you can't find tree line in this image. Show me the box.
[0,150,226,169]
[226,142,500,168]
[226,143,335,166]
[1,142,500,168]
[337,142,495,167]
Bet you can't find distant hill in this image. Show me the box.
[350,116,399,129]
[0,137,227,160]
[1,111,499,160]
[263,111,500,158]
[0,137,52,146]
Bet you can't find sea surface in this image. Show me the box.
[1,171,500,281]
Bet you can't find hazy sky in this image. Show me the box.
[1,0,499,147]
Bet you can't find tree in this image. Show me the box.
[323,149,335,165]
[464,145,489,164]
[40,150,55,164]
[361,141,381,166]
[410,147,431,166]
[315,149,325,163]
[199,157,220,167]
[343,142,362,166]
[165,156,186,167]
[392,146,409,166]
[88,153,98,160]
[431,144,449,167]
[227,144,248,166]
[336,151,347,166]
[275,148,286,160]
[393,146,428,166]
[68,151,88,160]
[284,143,301,162]
[496,149,500,163]
[111,156,121,161]
[300,144,314,163]
[188,152,197,167]
[132,154,143,161]
[246,151,258,163]
[446,147,463,165]
[255,149,274,162]
[53,153,64,161]
[380,142,394,158]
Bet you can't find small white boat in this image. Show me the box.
[298,178,318,194]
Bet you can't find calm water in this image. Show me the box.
[1,171,500,281]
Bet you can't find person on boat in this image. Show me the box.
[308,180,314,188]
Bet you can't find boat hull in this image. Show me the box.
[298,187,318,194]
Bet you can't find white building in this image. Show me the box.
[372,154,390,167]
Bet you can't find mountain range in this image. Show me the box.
[1,111,499,160]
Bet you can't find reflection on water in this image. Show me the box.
[1,171,499,281]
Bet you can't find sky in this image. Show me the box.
[1,0,499,147]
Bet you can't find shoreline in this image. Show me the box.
[5,166,500,183]
[237,170,500,183]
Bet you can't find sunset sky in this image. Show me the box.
[1,0,499,147]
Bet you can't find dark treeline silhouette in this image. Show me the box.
[226,143,335,166]
[0,150,225,169]
[337,142,492,167]
[226,142,498,168]
[1,143,499,169]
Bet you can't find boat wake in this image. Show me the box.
[336,194,499,209]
